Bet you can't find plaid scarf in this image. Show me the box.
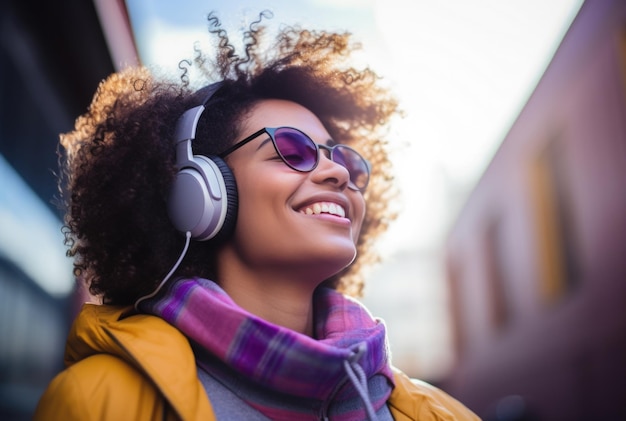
[139,277,394,420]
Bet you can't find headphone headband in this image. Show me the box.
[174,81,225,147]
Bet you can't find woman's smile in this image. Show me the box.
[298,201,346,218]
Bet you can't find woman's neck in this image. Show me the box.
[218,267,319,337]
[214,241,345,336]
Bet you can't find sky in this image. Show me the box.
[124,0,584,379]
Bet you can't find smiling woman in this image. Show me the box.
[33,11,479,421]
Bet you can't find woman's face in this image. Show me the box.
[222,99,366,280]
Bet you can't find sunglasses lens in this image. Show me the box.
[273,128,317,171]
[272,127,369,191]
[333,146,370,190]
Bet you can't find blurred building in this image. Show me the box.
[442,0,626,419]
[0,0,122,419]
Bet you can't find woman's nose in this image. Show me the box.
[311,146,350,190]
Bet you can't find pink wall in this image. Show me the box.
[442,1,626,419]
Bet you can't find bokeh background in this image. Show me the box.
[2,0,625,420]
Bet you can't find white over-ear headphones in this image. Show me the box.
[167,82,238,241]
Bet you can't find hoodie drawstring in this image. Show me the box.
[342,343,378,421]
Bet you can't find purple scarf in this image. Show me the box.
[139,277,394,420]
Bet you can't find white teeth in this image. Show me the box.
[300,201,346,218]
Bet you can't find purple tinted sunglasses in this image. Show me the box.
[219,126,371,191]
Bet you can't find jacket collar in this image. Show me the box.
[65,303,214,420]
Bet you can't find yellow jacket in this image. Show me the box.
[34,304,480,421]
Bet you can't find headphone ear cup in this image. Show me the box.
[168,155,237,241]
[204,156,238,243]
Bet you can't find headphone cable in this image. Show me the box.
[134,231,191,311]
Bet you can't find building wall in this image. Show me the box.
[442,0,626,419]
[0,0,116,419]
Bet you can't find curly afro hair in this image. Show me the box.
[60,11,400,305]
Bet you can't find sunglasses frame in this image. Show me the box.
[219,126,371,191]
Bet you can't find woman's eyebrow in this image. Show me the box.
[255,135,273,151]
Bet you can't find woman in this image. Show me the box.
[34,12,479,421]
